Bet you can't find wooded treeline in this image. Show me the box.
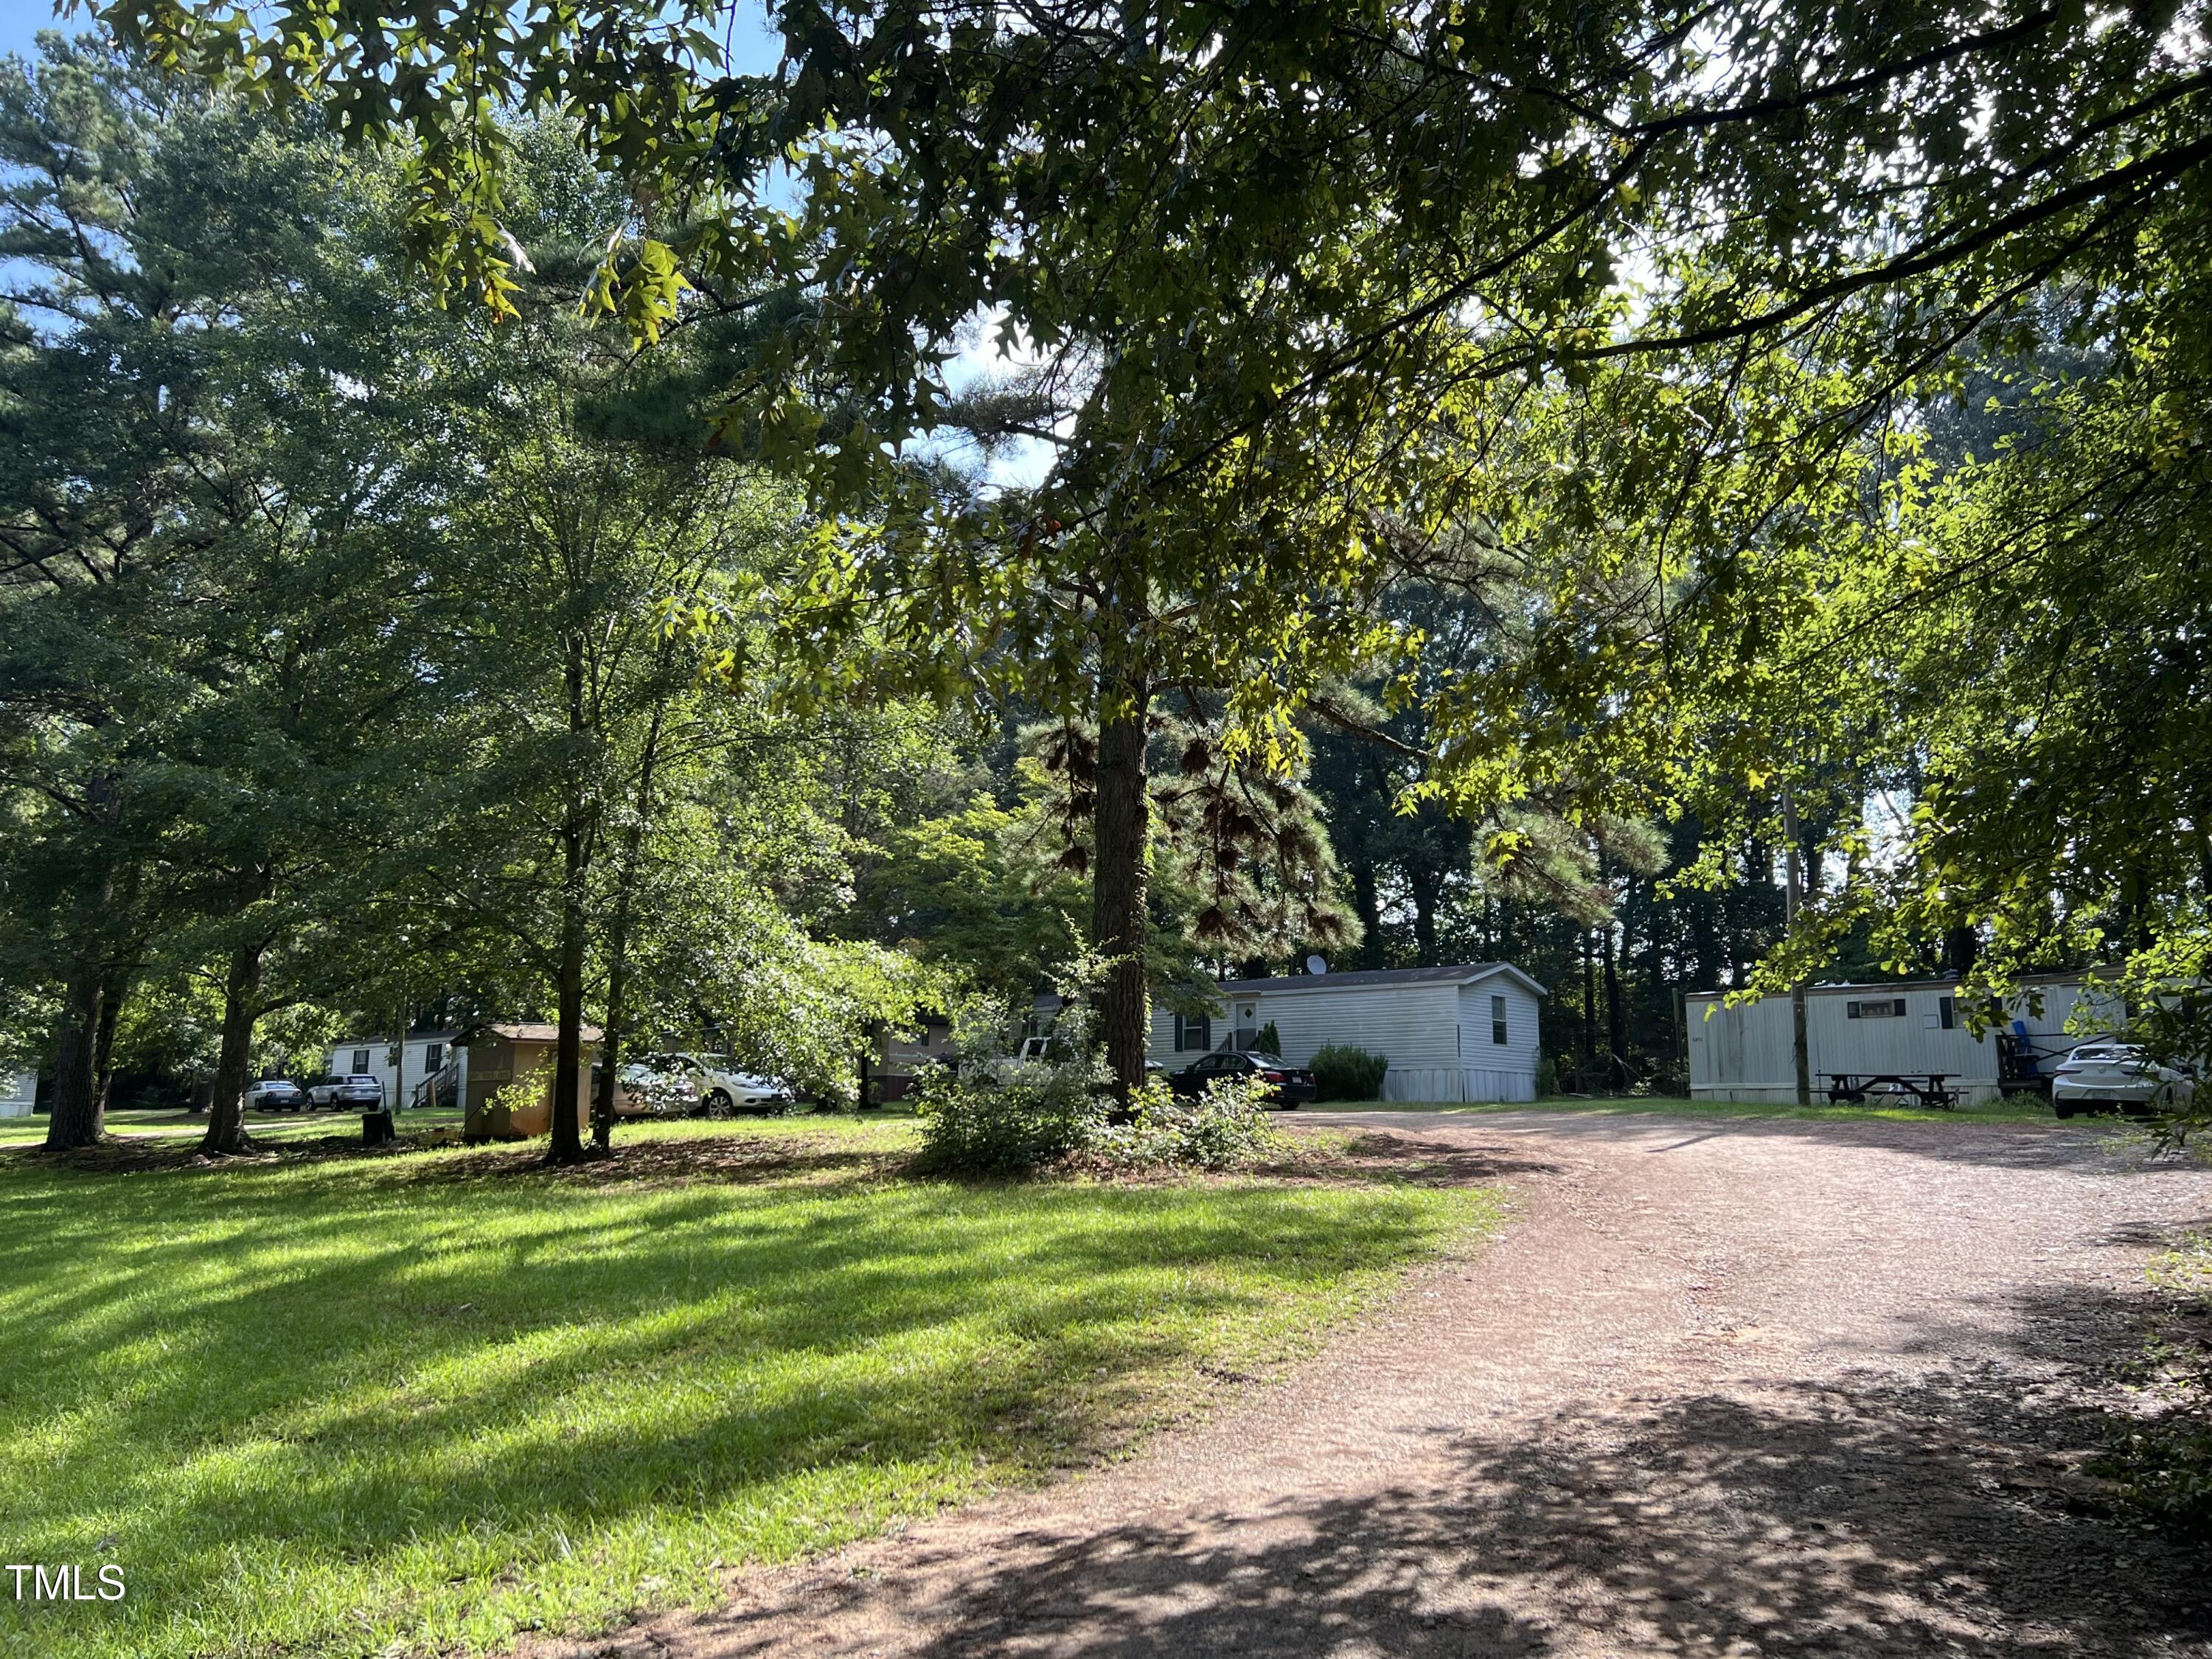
[5,0,2208,1145]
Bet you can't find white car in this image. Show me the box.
[2051,1043,2194,1119]
[615,1060,700,1118]
[633,1051,793,1116]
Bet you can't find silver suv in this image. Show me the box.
[308,1074,387,1111]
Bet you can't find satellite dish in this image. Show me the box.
[1305,954,1328,976]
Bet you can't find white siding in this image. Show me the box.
[1425,979,1544,1103]
[1686,981,2118,1104]
[0,1070,34,1118]
[326,1037,467,1110]
[1271,983,1461,1071]
[1149,1006,1216,1066]
[1148,970,1544,1102]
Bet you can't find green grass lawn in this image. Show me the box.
[1312,1093,2074,1124]
[0,1107,472,1147]
[0,1115,1496,1659]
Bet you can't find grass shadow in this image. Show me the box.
[0,1126,1498,1659]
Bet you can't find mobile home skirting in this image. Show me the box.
[1384,1065,1538,1104]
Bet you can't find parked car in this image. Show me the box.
[307,1073,387,1112]
[632,1051,794,1116]
[1168,1051,1316,1108]
[2051,1043,2194,1119]
[243,1077,305,1113]
[614,1059,701,1118]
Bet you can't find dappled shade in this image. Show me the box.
[0,1123,1492,1658]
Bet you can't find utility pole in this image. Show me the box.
[1782,787,1811,1106]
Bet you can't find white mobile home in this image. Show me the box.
[1686,975,2119,1105]
[1,1070,34,1118]
[1149,963,1547,1103]
[324,1030,469,1110]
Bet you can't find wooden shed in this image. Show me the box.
[460,1022,601,1141]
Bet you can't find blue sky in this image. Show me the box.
[1,0,71,61]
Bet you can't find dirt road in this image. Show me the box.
[552,1112,2212,1657]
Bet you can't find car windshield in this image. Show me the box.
[2067,1046,2138,1062]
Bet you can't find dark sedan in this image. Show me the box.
[1168,1051,1316,1108]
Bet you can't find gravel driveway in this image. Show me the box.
[545,1111,2212,1658]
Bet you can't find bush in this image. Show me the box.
[2094,1231,2212,1534]
[1092,1075,1281,1170]
[913,957,1283,1175]
[1253,1020,1282,1057]
[1310,1044,1389,1102]
[911,1062,1106,1174]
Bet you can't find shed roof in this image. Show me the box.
[467,1021,604,1045]
[1217,962,1548,998]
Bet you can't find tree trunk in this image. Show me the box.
[1578,928,1597,1090]
[1091,671,1152,1104]
[1944,924,1980,979]
[91,969,125,1116]
[1408,867,1440,964]
[549,882,588,1164]
[1602,920,1627,1092]
[592,699,668,1151]
[44,964,107,1150]
[549,628,593,1164]
[591,919,630,1152]
[1349,860,1381,967]
[201,941,265,1155]
[1781,790,1811,1106]
[591,821,642,1152]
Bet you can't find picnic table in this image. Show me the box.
[1825,1072,1960,1110]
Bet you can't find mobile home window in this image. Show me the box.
[1490,995,1508,1046]
[1845,998,1906,1020]
[351,1048,371,1073]
[1172,1013,1211,1052]
[1937,996,1957,1031]
[422,1042,444,1072]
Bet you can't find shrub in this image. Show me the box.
[911,1062,1107,1173]
[2095,1231,2212,1534]
[1310,1044,1389,1102]
[1092,1075,1281,1170]
[1253,1020,1282,1057]
[912,961,1114,1174]
[913,956,1283,1175]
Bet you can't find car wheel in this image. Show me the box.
[704,1088,734,1119]
[2053,1103,2076,1119]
